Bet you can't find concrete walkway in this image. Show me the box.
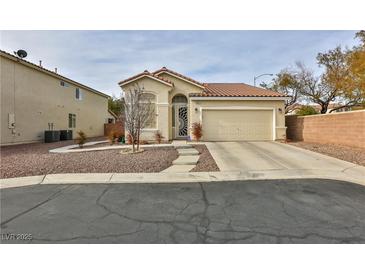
[1,167,364,189]
[161,141,199,173]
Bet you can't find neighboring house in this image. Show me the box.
[119,67,288,141]
[1,50,111,145]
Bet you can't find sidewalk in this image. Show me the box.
[1,167,364,189]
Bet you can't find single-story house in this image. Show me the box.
[119,67,289,141]
[1,50,113,145]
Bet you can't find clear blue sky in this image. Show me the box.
[1,30,359,96]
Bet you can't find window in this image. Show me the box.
[68,114,76,128]
[75,88,82,100]
[60,81,69,87]
[141,93,156,128]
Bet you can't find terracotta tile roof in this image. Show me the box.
[119,67,286,98]
[118,69,173,86]
[153,67,205,87]
[189,83,286,97]
[0,49,109,98]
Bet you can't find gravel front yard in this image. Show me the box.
[289,142,365,166]
[191,145,220,172]
[0,141,178,179]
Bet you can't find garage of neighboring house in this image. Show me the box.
[201,108,274,141]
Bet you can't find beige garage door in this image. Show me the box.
[202,109,273,141]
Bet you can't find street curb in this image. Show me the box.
[1,169,364,189]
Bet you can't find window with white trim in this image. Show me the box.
[75,88,82,100]
[68,113,76,128]
[141,93,156,128]
[60,81,69,87]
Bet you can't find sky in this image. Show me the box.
[1,30,359,96]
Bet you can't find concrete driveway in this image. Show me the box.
[1,179,365,243]
[205,141,365,174]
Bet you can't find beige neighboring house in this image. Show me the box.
[119,67,289,141]
[1,50,112,145]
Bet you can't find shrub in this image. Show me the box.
[108,130,120,145]
[75,130,87,148]
[296,105,318,116]
[118,135,125,143]
[126,133,133,145]
[154,130,163,144]
[191,122,203,141]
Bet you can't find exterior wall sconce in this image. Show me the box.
[195,107,198,112]
[278,108,283,113]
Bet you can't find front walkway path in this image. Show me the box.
[161,141,199,173]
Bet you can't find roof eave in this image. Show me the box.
[118,74,173,88]
[0,50,110,98]
[190,96,292,100]
[154,70,205,89]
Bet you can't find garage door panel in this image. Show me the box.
[202,109,273,141]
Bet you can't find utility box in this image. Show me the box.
[8,113,15,129]
[60,130,73,140]
[44,130,60,143]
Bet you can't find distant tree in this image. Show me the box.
[108,94,125,120]
[263,31,365,114]
[261,69,302,113]
[296,105,318,116]
[316,34,364,113]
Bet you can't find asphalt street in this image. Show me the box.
[1,179,365,243]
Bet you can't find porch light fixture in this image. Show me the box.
[195,107,198,112]
[278,108,283,113]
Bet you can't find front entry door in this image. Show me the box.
[175,104,188,138]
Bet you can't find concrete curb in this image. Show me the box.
[1,169,364,189]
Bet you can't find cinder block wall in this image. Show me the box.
[285,110,365,149]
[104,122,125,137]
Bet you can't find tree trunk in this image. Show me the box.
[136,128,140,151]
[320,103,328,114]
[132,138,135,152]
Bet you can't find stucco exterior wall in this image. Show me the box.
[157,72,204,139]
[1,55,110,145]
[189,99,287,140]
[121,77,172,141]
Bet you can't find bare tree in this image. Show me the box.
[124,84,154,152]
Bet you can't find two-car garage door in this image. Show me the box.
[202,109,273,141]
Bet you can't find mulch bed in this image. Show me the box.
[190,145,220,172]
[0,139,178,178]
[288,141,365,166]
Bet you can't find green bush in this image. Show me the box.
[296,105,318,116]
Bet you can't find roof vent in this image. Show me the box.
[161,66,167,70]
[144,70,149,73]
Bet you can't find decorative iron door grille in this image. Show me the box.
[177,105,188,137]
